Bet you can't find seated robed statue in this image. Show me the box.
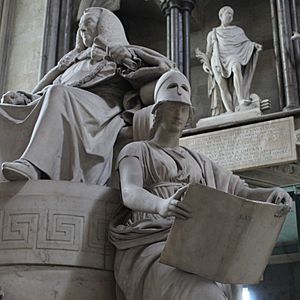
[110,70,292,300]
[0,7,172,185]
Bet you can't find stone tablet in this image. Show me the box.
[180,117,297,171]
[160,184,287,284]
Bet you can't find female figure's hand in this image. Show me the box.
[266,187,293,217]
[158,185,192,220]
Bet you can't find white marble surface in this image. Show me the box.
[0,181,120,269]
[0,266,116,300]
[0,180,120,299]
[181,117,297,171]
[5,0,45,92]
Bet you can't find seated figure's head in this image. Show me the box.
[76,7,129,51]
[218,6,234,26]
[150,70,193,135]
[79,9,101,47]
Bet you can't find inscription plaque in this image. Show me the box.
[180,117,297,171]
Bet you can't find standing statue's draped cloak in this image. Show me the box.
[208,25,259,114]
[110,141,245,300]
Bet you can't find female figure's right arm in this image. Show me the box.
[119,156,192,220]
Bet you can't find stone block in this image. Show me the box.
[0,180,120,270]
[0,180,120,299]
[180,117,297,171]
[0,266,116,300]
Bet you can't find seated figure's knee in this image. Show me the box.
[44,85,68,106]
[46,85,66,96]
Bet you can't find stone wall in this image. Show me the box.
[4,0,46,92]
[123,0,300,122]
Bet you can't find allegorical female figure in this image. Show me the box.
[110,70,292,300]
[0,7,172,184]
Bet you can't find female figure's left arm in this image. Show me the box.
[237,186,293,216]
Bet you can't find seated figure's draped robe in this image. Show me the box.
[110,141,246,300]
[0,47,171,184]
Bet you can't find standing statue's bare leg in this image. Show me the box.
[214,73,234,112]
[232,63,244,104]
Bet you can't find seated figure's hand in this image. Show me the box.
[266,187,293,217]
[1,91,28,105]
[108,45,138,71]
[1,91,38,105]
[91,44,106,62]
[158,185,192,220]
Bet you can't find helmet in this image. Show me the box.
[152,69,191,113]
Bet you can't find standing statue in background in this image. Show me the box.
[0,7,172,184]
[196,6,263,116]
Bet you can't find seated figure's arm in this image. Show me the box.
[237,186,292,216]
[2,63,64,105]
[119,156,191,219]
[31,66,62,94]
[32,48,81,94]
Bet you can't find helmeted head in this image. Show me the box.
[152,69,192,113]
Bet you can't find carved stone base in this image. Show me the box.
[0,266,116,300]
[0,180,120,300]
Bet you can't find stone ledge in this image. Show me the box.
[0,265,116,300]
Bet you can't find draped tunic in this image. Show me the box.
[207,25,259,115]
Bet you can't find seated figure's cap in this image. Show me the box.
[152,69,191,113]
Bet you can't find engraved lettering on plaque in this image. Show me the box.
[180,117,297,171]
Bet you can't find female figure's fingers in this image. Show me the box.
[172,185,189,200]
[169,203,192,218]
[168,210,189,220]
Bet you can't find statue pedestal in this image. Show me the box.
[0,180,120,300]
[196,108,262,129]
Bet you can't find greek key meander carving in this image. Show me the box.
[0,204,115,255]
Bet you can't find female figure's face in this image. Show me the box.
[79,13,99,47]
[159,102,190,132]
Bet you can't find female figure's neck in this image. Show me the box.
[151,127,181,148]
